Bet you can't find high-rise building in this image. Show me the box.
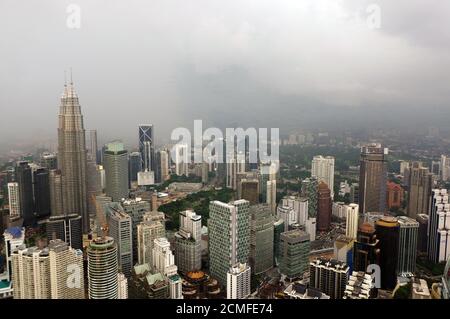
[121,197,151,263]
[40,152,58,170]
[3,227,25,283]
[159,150,170,182]
[386,181,404,210]
[407,162,433,219]
[208,200,250,286]
[87,236,118,299]
[353,223,380,273]
[249,204,274,275]
[48,239,85,299]
[301,177,318,217]
[343,271,375,299]
[334,235,354,271]
[11,246,51,299]
[33,168,51,218]
[311,155,335,198]
[273,218,284,266]
[397,216,418,277]
[350,183,359,204]
[174,210,202,273]
[104,141,129,202]
[15,161,34,226]
[440,155,450,181]
[86,160,102,217]
[309,258,350,299]
[266,180,277,214]
[7,182,21,220]
[359,143,388,214]
[139,125,155,172]
[416,213,429,254]
[305,217,316,241]
[57,81,88,233]
[277,205,296,232]
[49,169,64,217]
[427,189,450,263]
[345,203,359,240]
[227,263,251,299]
[375,216,400,290]
[128,152,142,184]
[117,272,128,299]
[174,144,189,176]
[104,202,133,277]
[317,182,332,232]
[40,214,83,250]
[237,172,260,205]
[279,229,310,280]
[280,196,308,226]
[137,211,166,265]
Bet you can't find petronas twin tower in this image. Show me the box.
[57,80,89,233]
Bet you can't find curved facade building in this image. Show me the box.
[375,217,399,290]
[87,237,118,299]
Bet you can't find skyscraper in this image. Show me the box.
[40,214,83,250]
[317,182,332,232]
[33,168,51,218]
[375,216,400,290]
[359,143,388,214]
[266,180,277,214]
[427,189,450,263]
[159,150,170,182]
[227,263,251,299]
[249,204,274,275]
[137,211,166,265]
[311,155,335,198]
[279,229,310,280]
[104,141,129,202]
[138,124,155,172]
[208,200,250,286]
[57,81,88,233]
[353,223,380,273]
[87,236,118,299]
[128,152,142,184]
[407,162,433,219]
[301,177,318,217]
[397,216,418,277]
[309,258,350,299]
[345,204,359,240]
[15,161,34,226]
[40,152,58,170]
[174,210,202,273]
[7,182,21,220]
[174,143,189,176]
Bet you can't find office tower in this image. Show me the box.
[201,162,209,184]
[249,204,274,275]
[259,161,277,202]
[117,273,128,299]
[40,152,58,170]
[301,177,318,217]
[57,81,88,233]
[397,216,418,277]
[353,223,380,272]
[227,263,251,299]
[7,182,20,220]
[137,211,166,265]
[399,161,410,176]
[87,236,118,299]
[266,180,277,214]
[104,141,129,201]
[277,205,296,232]
[226,157,238,190]
[41,214,83,250]
[159,150,170,182]
[129,264,169,299]
[311,155,335,197]
[87,129,98,163]
[237,171,259,202]
[440,155,450,181]
[431,160,440,177]
[174,143,189,176]
[343,271,375,299]
[427,189,450,263]
[407,162,433,219]
[139,124,155,172]
[375,216,400,290]
[350,183,359,204]
[332,202,346,219]
[104,202,133,277]
[359,143,388,214]
[3,227,25,283]
[334,235,354,271]
[48,239,85,299]
[86,162,102,217]
[305,217,316,241]
[33,168,51,218]
[317,182,332,232]
[15,161,34,226]
[273,218,284,266]
[281,196,308,226]
[175,210,202,273]
[169,274,183,300]
[121,197,150,263]
[128,152,142,184]
[309,258,350,299]
[416,213,429,254]
[49,169,64,217]
[279,229,310,280]
[345,203,359,239]
[154,151,162,184]
[386,181,404,210]
[137,170,155,186]
[208,200,250,286]
[12,246,51,299]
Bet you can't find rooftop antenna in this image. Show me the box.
[64,70,67,87]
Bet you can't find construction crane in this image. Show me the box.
[91,194,109,238]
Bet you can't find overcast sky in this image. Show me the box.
[1,0,449,150]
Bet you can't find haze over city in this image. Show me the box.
[2,0,450,152]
